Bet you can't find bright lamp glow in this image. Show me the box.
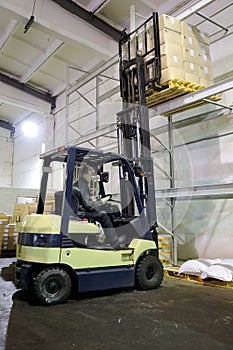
[22,120,39,138]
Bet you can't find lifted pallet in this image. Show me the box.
[146,79,221,110]
[164,266,233,290]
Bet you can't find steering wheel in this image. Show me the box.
[105,194,121,204]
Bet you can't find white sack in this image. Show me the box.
[178,258,222,275]
[201,264,233,282]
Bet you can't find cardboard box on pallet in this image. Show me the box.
[159,28,182,46]
[0,235,8,252]
[199,52,212,67]
[184,61,200,84]
[160,42,183,57]
[8,232,17,249]
[4,224,16,234]
[160,67,185,85]
[159,14,181,33]
[199,79,213,87]
[161,42,183,68]
[182,47,201,63]
[199,65,213,83]
[122,41,129,62]
[181,21,194,37]
[129,33,136,60]
[182,34,198,50]
[185,72,200,85]
[161,53,183,70]
[146,22,154,52]
[193,27,210,45]
[137,28,145,55]
[45,192,55,201]
[0,213,13,223]
[196,41,211,57]
[184,61,199,75]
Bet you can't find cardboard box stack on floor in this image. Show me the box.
[13,193,55,231]
[0,212,17,255]
[159,14,213,86]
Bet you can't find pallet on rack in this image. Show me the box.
[158,235,171,265]
[146,79,221,111]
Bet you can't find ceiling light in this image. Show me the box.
[22,120,38,137]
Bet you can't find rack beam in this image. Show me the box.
[154,78,233,116]
[156,183,233,200]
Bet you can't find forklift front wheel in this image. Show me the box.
[33,267,71,305]
[136,255,163,290]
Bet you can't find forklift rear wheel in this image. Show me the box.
[33,267,71,305]
[136,255,163,290]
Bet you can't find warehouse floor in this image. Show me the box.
[1,258,233,350]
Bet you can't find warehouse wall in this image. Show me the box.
[0,186,38,215]
[12,115,54,189]
[9,30,233,260]
[0,127,13,186]
[177,118,233,259]
[174,36,233,260]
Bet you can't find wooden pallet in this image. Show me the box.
[0,249,16,258]
[158,236,171,265]
[146,79,221,112]
[164,266,233,290]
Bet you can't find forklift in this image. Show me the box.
[15,13,163,305]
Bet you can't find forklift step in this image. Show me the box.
[164,266,233,290]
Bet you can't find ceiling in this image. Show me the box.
[0,0,232,130]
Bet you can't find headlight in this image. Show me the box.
[33,234,49,247]
[18,232,61,247]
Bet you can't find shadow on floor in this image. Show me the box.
[5,278,233,350]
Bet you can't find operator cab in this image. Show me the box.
[37,146,152,249]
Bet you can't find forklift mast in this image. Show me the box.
[118,13,161,231]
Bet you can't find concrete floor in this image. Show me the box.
[0,258,233,350]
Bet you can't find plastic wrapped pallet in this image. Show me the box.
[181,20,213,86]
[158,15,213,87]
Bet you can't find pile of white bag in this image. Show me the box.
[178,258,233,282]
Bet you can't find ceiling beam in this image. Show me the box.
[87,0,111,14]
[51,0,125,41]
[20,39,64,83]
[0,19,19,52]
[169,0,215,20]
[0,119,15,135]
[0,0,117,57]
[0,73,56,110]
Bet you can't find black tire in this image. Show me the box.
[33,267,71,305]
[136,255,164,290]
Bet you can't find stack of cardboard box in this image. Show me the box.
[0,214,17,255]
[13,193,55,231]
[13,203,37,231]
[159,15,184,84]
[159,14,213,86]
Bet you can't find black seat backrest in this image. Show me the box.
[54,190,79,215]
[54,191,64,215]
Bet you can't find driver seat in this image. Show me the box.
[54,190,79,215]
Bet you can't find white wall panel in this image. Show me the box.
[0,128,13,186]
[0,186,38,214]
[12,114,53,188]
[176,199,233,259]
